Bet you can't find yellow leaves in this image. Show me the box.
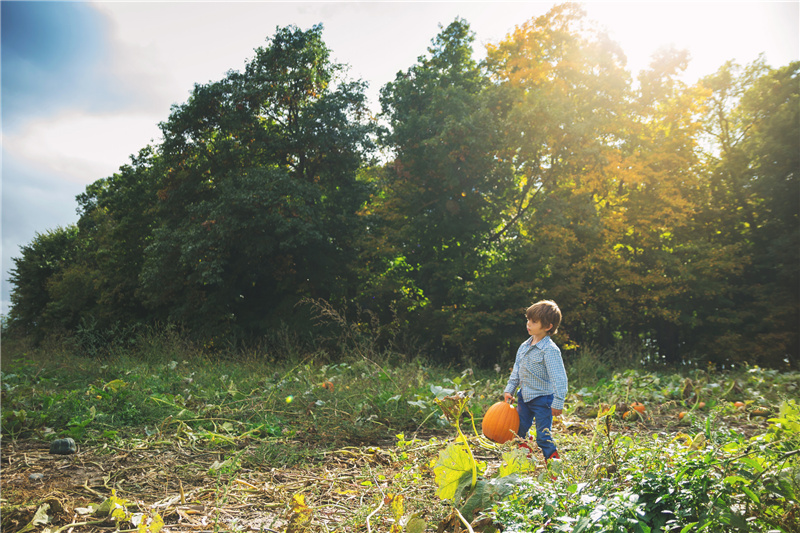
[388,493,405,533]
[487,3,617,97]
[287,493,312,532]
[136,512,164,533]
[94,489,130,520]
[689,433,707,451]
[85,489,164,533]
[103,379,128,394]
[499,449,537,477]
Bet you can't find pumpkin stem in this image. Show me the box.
[467,406,499,451]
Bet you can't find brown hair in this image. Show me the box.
[525,300,562,335]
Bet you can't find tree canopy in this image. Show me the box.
[7,10,799,368]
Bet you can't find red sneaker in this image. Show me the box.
[545,451,561,480]
[517,439,535,458]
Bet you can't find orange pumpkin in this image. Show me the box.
[482,401,520,444]
[631,402,646,414]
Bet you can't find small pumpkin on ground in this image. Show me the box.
[49,438,77,455]
[482,401,520,444]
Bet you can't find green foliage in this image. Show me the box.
[6,226,80,337]
[7,24,376,346]
[488,395,799,533]
[696,59,800,367]
[418,361,800,532]
[137,24,375,340]
[4,8,797,368]
[245,439,321,469]
[432,391,537,524]
[0,328,468,445]
[368,18,524,364]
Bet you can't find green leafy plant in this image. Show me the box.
[432,391,543,529]
[490,403,800,532]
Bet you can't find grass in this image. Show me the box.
[1,329,505,448]
[1,327,799,532]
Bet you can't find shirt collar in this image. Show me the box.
[529,335,550,348]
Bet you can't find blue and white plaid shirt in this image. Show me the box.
[504,335,568,410]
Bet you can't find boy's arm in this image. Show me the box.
[503,354,521,401]
[544,348,568,411]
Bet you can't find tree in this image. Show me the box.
[6,226,79,337]
[744,62,800,366]
[484,3,633,351]
[370,18,513,360]
[60,146,161,330]
[698,60,800,366]
[138,24,375,338]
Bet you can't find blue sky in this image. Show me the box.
[3,2,108,128]
[2,1,798,316]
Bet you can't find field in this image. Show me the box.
[1,332,798,532]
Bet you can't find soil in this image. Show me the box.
[0,434,452,533]
[1,412,772,532]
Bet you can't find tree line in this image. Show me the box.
[7,5,799,368]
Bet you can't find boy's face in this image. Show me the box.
[526,318,552,338]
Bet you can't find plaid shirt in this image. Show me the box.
[504,335,568,410]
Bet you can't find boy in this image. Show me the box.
[503,300,567,461]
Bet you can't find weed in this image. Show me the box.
[245,439,322,468]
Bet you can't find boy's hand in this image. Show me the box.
[551,408,563,416]
[503,392,513,403]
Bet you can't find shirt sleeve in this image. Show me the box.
[544,346,568,410]
[504,350,522,396]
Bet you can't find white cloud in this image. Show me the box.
[5,111,163,184]
[93,2,551,111]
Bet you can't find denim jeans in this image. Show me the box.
[517,393,557,458]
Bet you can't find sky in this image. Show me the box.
[2,1,799,316]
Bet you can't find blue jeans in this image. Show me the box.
[517,393,557,458]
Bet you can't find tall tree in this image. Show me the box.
[370,18,513,359]
[699,60,800,366]
[7,226,80,338]
[484,3,632,349]
[57,146,162,330]
[137,24,375,338]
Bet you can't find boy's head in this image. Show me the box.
[525,300,562,335]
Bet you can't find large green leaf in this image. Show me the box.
[434,442,475,500]
[499,449,536,477]
[459,475,519,521]
[404,516,427,533]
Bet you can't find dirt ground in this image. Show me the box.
[1,414,771,533]
[0,434,458,533]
